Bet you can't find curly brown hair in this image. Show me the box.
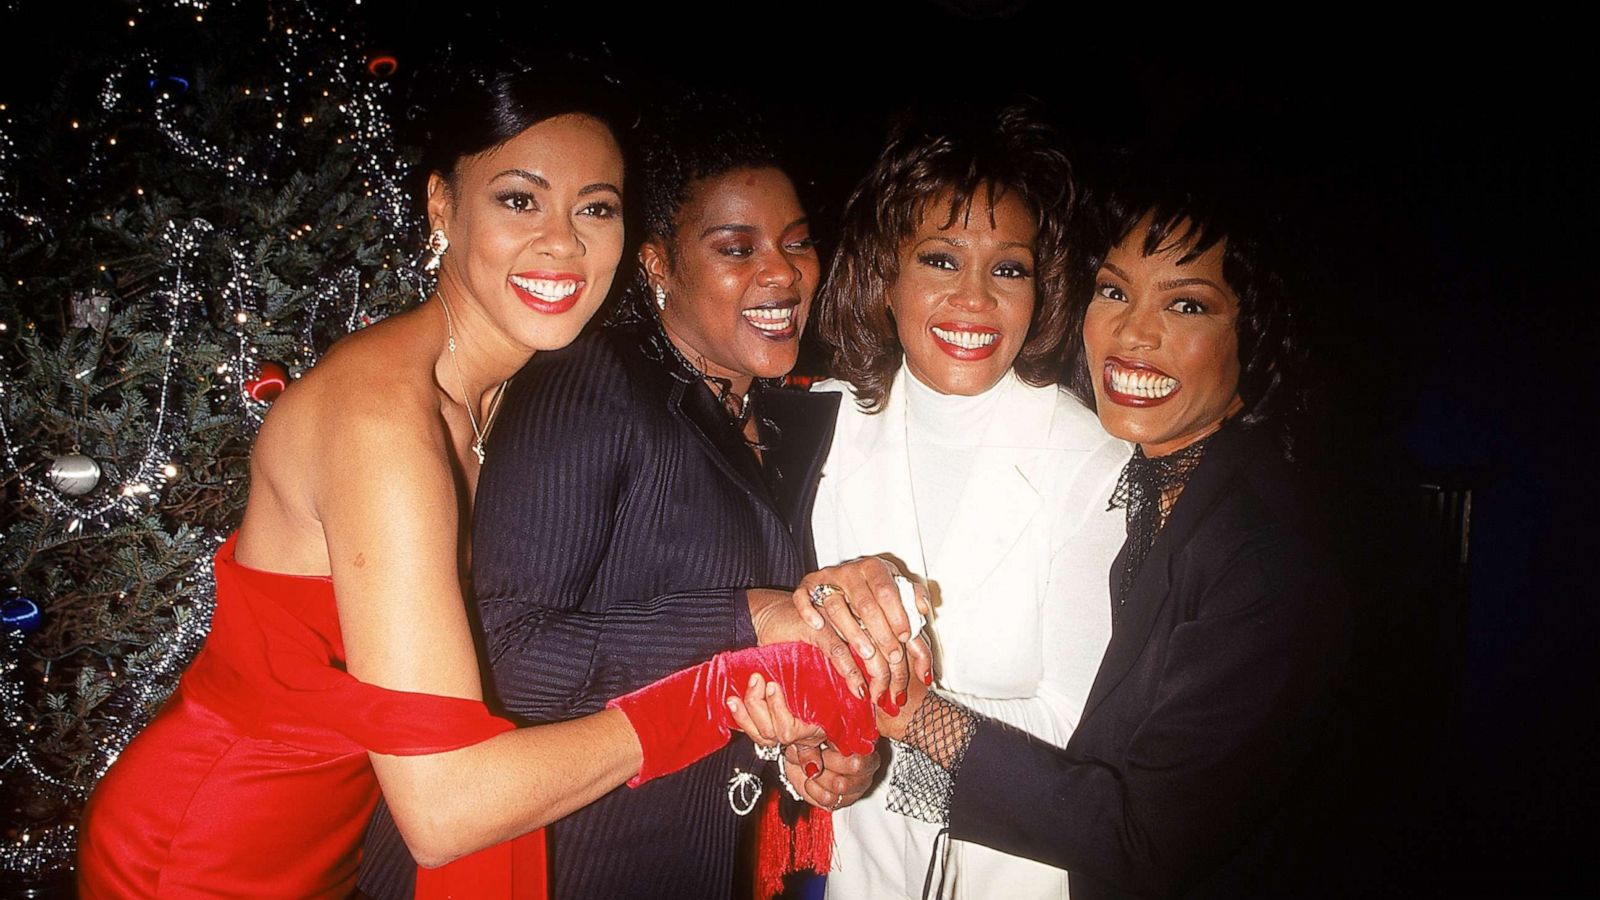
[816,102,1077,411]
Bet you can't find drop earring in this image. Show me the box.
[423,228,449,273]
[654,284,668,311]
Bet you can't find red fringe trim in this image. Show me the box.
[755,790,835,900]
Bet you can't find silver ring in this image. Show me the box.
[808,583,844,609]
[755,742,782,762]
[830,792,843,812]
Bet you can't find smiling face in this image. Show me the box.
[644,166,819,388]
[887,188,1038,396]
[1084,217,1243,456]
[428,113,625,351]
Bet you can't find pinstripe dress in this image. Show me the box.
[358,322,840,900]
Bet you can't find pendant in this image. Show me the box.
[727,768,763,816]
[472,440,486,464]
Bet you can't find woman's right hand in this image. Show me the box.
[791,556,934,713]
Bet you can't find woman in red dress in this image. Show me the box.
[75,66,881,899]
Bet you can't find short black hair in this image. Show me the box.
[610,92,784,323]
[1069,171,1310,449]
[636,92,782,249]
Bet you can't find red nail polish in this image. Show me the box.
[876,695,892,715]
[804,763,821,779]
[922,671,933,686]
[896,690,908,706]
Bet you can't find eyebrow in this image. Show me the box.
[492,168,549,189]
[491,170,621,198]
[699,217,809,240]
[1100,262,1222,293]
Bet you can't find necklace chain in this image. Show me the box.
[438,294,509,464]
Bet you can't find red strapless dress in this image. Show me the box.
[77,533,547,898]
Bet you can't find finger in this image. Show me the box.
[838,559,905,663]
[857,557,913,645]
[740,674,779,744]
[791,580,827,631]
[906,634,936,687]
[766,682,826,746]
[790,741,825,781]
[814,569,881,664]
[816,625,868,701]
[913,580,933,618]
[822,572,894,706]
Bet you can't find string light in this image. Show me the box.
[0,0,425,879]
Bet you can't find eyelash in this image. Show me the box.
[1095,283,1208,315]
[919,252,1031,278]
[579,200,621,219]
[496,192,621,221]
[496,190,538,213]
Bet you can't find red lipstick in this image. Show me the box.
[509,270,585,315]
[1102,356,1182,407]
[930,322,1001,361]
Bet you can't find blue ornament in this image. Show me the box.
[147,75,191,94]
[2,596,41,635]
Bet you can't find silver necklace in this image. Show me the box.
[437,294,509,464]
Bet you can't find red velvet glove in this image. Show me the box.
[608,642,877,787]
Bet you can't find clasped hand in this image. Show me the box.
[749,555,934,713]
[727,672,880,812]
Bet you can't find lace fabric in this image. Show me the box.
[1107,432,1215,620]
[641,320,781,454]
[886,691,981,826]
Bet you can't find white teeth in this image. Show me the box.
[930,326,999,349]
[742,307,795,332]
[510,275,580,302]
[1109,365,1179,398]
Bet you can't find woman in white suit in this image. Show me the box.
[798,105,1130,898]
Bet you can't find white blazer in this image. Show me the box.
[815,368,1130,900]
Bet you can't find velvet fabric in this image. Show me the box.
[360,322,840,900]
[77,533,524,900]
[610,642,877,786]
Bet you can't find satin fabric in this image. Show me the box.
[77,532,542,899]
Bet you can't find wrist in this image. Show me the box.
[746,588,798,645]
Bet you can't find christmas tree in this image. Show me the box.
[0,1,425,884]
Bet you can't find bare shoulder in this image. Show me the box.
[263,309,441,443]
[246,309,450,526]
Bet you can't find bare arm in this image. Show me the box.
[316,401,642,867]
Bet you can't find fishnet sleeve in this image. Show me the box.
[886,690,981,825]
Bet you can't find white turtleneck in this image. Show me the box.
[902,366,1010,566]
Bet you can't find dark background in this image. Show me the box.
[5,2,1596,896]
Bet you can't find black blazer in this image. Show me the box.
[359,322,839,900]
[946,424,1349,900]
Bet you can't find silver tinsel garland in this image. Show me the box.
[0,0,422,879]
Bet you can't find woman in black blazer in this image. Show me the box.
[876,190,1349,900]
